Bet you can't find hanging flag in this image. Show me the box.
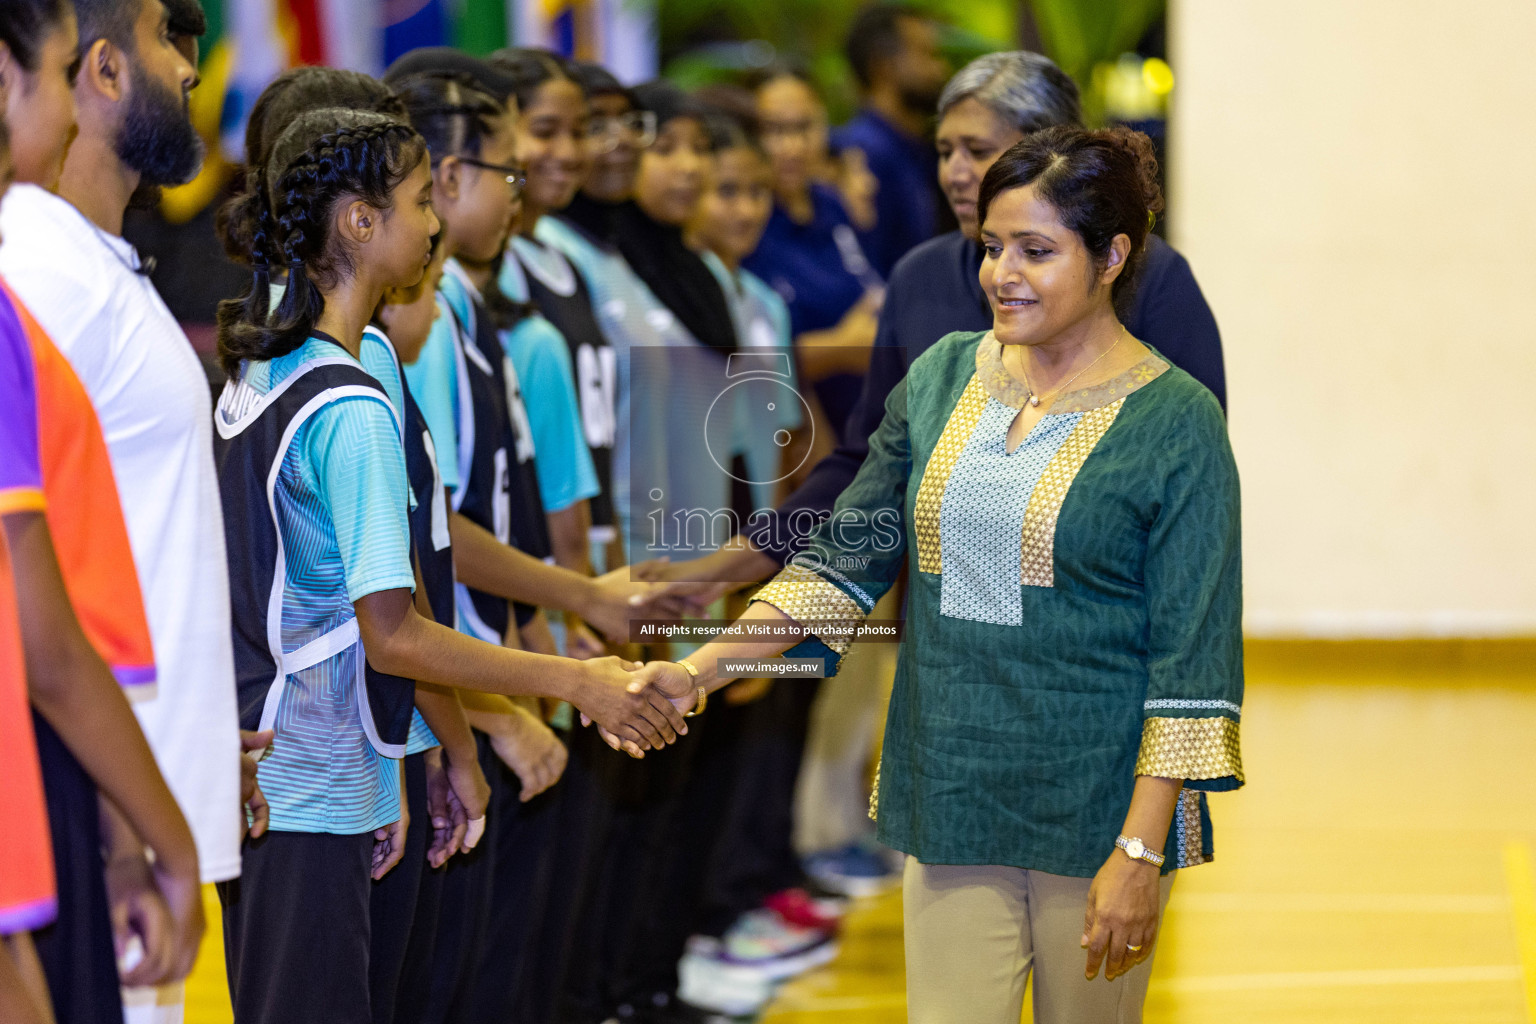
[511,0,656,81]
[384,0,450,66]
[455,0,510,55]
[595,0,658,83]
[159,0,658,223]
[321,0,384,77]
[222,0,289,161]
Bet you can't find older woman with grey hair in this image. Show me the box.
[669,51,1224,584]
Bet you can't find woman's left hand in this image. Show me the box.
[1082,851,1163,981]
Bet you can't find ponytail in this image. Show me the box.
[480,250,533,332]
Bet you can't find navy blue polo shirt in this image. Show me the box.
[831,108,942,277]
[743,183,881,441]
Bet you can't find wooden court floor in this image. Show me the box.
[185,641,1536,1023]
[762,642,1536,1023]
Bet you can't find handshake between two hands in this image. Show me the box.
[573,656,702,759]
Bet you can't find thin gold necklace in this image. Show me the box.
[1014,329,1126,409]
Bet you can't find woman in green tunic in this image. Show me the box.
[628,125,1243,1023]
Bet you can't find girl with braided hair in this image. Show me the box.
[211,106,688,1024]
[215,66,408,274]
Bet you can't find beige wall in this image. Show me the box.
[1168,0,1536,636]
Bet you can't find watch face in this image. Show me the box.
[1126,839,1145,860]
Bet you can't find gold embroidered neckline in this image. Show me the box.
[974,331,1170,413]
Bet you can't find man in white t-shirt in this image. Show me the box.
[0,0,241,1021]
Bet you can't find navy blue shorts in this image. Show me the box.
[29,712,122,1024]
[219,829,374,1024]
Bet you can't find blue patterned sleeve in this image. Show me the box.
[503,316,599,513]
[403,305,462,493]
[304,396,418,603]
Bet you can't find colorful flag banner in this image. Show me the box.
[160,0,658,221]
[513,0,657,82]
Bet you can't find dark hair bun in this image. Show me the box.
[1100,124,1164,215]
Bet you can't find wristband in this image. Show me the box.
[677,659,707,717]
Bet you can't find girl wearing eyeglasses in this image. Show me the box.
[487,50,620,603]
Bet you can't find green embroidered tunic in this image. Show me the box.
[753,330,1243,878]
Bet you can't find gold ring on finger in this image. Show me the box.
[1126,944,1143,952]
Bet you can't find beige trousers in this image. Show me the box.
[903,859,1175,1024]
[791,630,897,854]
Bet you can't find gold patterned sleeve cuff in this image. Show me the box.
[751,565,867,657]
[1136,716,1244,783]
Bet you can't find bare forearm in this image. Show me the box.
[449,512,598,616]
[99,796,147,868]
[668,536,780,597]
[796,328,874,378]
[5,514,197,876]
[357,589,587,703]
[683,602,807,694]
[1119,775,1184,856]
[413,684,477,763]
[711,536,782,588]
[459,689,520,717]
[0,934,52,1024]
[521,613,560,656]
[547,502,593,575]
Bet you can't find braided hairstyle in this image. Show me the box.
[216,108,427,376]
[217,68,407,267]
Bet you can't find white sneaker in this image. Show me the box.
[719,910,839,981]
[676,938,775,1016]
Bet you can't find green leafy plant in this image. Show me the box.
[1025,0,1165,123]
[658,0,1014,122]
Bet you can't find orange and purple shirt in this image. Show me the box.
[0,285,55,933]
[2,280,155,692]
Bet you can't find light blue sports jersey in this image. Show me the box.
[535,216,719,562]
[406,263,531,644]
[403,295,463,494]
[703,253,804,513]
[361,326,437,756]
[495,258,599,515]
[222,333,417,834]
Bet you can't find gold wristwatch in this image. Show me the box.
[677,659,707,718]
[1115,835,1165,868]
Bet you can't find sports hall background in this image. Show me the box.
[154,0,1536,1020]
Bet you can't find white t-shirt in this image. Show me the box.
[0,184,242,883]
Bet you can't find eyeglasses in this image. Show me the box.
[758,118,827,142]
[459,157,527,199]
[585,111,658,154]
